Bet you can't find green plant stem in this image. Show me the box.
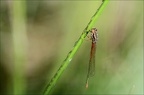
[43,0,109,95]
[11,1,27,95]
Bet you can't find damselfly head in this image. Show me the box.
[91,28,97,33]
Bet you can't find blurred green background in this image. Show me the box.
[0,0,143,95]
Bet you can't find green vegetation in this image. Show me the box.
[0,0,143,95]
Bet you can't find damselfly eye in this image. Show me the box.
[94,28,97,31]
[91,28,97,31]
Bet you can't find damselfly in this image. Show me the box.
[85,28,98,88]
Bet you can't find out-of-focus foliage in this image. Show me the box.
[0,1,143,95]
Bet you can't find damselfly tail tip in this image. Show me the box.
[85,80,88,88]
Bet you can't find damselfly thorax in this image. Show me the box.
[90,28,98,43]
